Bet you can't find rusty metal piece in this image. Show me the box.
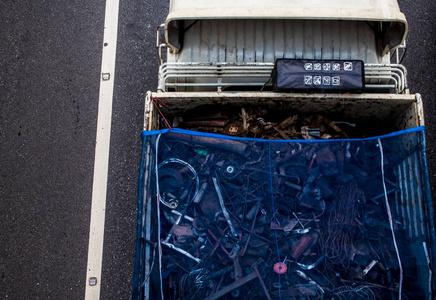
[170,224,195,244]
[208,236,223,259]
[193,182,208,204]
[244,240,269,257]
[224,120,245,136]
[324,116,349,138]
[229,244,241,261]
[167,133,251,157]
[208,229,231,257]
[158,168,184,188]
[309,114,324,129]
[245,200,262,221]
[294,270,324,294]
[165,210,190,242]
[284,181,302,191]
[181,119,229,127]
[204,271,257,300]
[316,147,339,177]
[273,127,291,139]
[301,126,312,139]
[248,121,263,134]
[282,219,299,233]
[277,115,297,129]
[231,256,243,297]
[273,284,319,297]
[192,217,207,237]
[240,108,249,130]
[290,231,319,260]
[253,265,272,300]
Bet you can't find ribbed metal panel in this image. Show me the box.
[395,147,430,241]
[170,19,387,64]
[158,62,406,92]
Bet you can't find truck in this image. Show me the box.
[132,1,435,299]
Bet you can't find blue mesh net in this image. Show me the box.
[132,127,435,300]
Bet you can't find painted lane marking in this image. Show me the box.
[85,0,120,299]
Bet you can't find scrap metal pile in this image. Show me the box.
[171,106,382,139]
[152,130,424,300]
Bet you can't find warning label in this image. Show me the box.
[304,76,313,85]
[274,59,364,92]
[344,62,353,71]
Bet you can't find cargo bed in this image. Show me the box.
[144,92,424,134]
[132,91,435,300]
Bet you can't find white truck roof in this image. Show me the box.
[165,0,407,52]
[167,0,406,21]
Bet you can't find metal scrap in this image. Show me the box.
[152,131,421,300]
[173,106,368,139]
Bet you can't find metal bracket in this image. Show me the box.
[156,23,167,66]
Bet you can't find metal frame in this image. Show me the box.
[156,23,166,66]
[157,62,408,94]
[155,17,409,94]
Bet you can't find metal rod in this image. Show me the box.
[170,210,194,222]
[294,255,325,270]
[212,177,238,237]
[204,272,257,300]
[253,265,272,300]
[161,240,201,263]
[241,201,261,256]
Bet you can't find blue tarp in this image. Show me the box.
[133,127,435,300]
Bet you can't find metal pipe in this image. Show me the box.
[212,177,238,237]
[170,210,194,222]
[167,133,251,157]
[193,182,208,204]
[363,260,378,275]
[161,240,201,263]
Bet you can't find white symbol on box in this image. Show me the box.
[344,62,353,71]
[332,76,341,85]
[314,63,322,71]
[323,76,331,85]
[323,63,331,71]
[333,63,341,71]
[314,76,322,85]
[304,75,313,85]
[304,63,313,71]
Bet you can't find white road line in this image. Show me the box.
[85,0,120,299]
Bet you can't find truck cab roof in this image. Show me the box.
[166,0,407,54]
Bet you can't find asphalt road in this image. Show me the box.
[0,0,435,299]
